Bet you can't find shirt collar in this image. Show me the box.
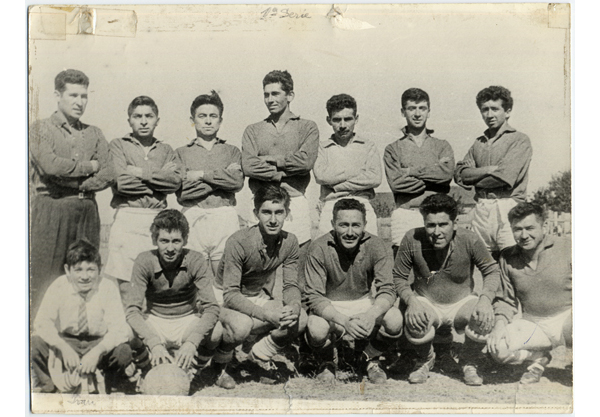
[482,122,516,141]
[188,137,226,148]
[400,126,434,139]
[151,249,190,273]
[323,133,365,148]
[51,111,82,133]
[265,111,300,125]
[123,133,161,146]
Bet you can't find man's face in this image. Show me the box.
[56,83,88,122]
[255,200,287,236]
[129,105,159,139]
[511,214,544,252]
[424,212,456,250]
[154,229,187,267]
[263,83,293,115]
[332,209,366,251]
[402,100,430,131]
[327,108,358,141]
[191,104,222,139]
[479,99,511,130]
[65,261,100,295]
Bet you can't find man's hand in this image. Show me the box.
[126,165,144,178]
[90,160,100,173]
[263,155,278,165]
[58,343,80,372]
[471,296,494,335]
[279,305,300,329]
[150,344,174,367]
[351,312,377,338]
[186,170,204,182]
[79,346,104,374]
[344,317,370,340]
[405,297,430,334]
[174,342,197,370]
[226,162,242,171]
[487,319,509,356]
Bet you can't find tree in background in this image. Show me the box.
[531,170,571,213]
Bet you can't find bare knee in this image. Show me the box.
[222,312,253,344]
[381,308,403,337]
[307,315,330,345]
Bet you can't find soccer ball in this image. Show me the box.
[141,364,191,396]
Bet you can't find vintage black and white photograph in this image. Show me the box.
[27,3,572,414]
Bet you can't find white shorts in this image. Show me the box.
[330,295,374,317]
[318,196,378,237]
[471,198,517,253]
[183,206,240,261]
[520,309,572,348]
[212,286,272,308]
[416,295,478,327]
[104,207,161,282]
[145,314,203,350]
[391,207,424,246]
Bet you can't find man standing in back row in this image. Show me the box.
[242,70,319,249]
[30,69,113,320]
[455,86,532,259]
[384,88,454,256]
[313,94,382,237]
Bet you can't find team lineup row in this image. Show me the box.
[29,69,569,395]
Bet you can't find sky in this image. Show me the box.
[28,3,570,224]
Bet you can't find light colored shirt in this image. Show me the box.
[384,128,454,209]
[494,235,572,321]
[304,232,396,316]
[109,134,182,209]
[242,112,319,197]
[217,226,301,322]
[33,275,130,353]
[454,122,532,202]
[313,134,382,202]
[176,138,243,209]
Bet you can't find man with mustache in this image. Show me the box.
[393,194,500,386]
[487,203,571,384]
[123,210,229,393]
[176,91,244,276]
[30,69,113,322]
[242,70,319,250]
[105,96,182,296]
[314,94,382,237]
[384,88,455,257]
[215,185,307,382]
[303,198,402,384]
[455,86,532,260]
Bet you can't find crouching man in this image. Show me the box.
[31,240,135,393]
[304,198,403,384]
[487,203,572,384]
[393,194,500,385]
[123,210,237,391]
[215,185,307,381]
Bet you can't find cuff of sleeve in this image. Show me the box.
[145,336,162,351]
[376,293,396,308]
[494,312,512,324]
[141,165,152,182]
[184,331,202,348]
[251,305,268,322]
[480,290,495,303]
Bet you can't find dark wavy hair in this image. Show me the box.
[401,88,430,108]
[333,198,366,222]
[55,69,89,93]
[253,184,290,212]
[128,96,159,117]
[508,202,546,225]
[190,90,224,118]
[150,209,190,241]
[326,94,357,117]
[262,70,294,94]
[419,194,458,221]
[476,86,513,111]
[65,239,101,268]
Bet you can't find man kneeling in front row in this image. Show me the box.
[393,194,500,385]
[32,240,137,393]
[487,203,572,384]
[304,198,403,383]
[123,209,248,391]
